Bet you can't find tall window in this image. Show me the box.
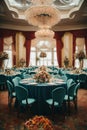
[75,44,86,68]
[30,43,58,66]
[4,45,12,68]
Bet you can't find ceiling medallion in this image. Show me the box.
[25,5,61,27]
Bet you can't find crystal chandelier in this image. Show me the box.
[35,28,54,39]
[25,0,61,27]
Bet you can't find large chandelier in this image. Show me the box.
[25,2,61,27]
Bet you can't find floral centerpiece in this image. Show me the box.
[39,65,46,71]
[75,50,86,61]
[24,115,54,130]
[34,70,51,83]
[64,56,69,68]
[0,51,8,60]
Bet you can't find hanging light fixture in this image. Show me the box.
[39,51,47,58]
[35,28,54,39]
[25,0,61,27]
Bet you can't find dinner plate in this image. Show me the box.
[20,80,29,84]
[47,83,54,85]
[28,82,38,85]
[56,81,65,84]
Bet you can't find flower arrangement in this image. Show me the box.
[39,65,46,71]
[34,70,51,83]
[75,50,86,61]
[0,52,8,60]
[24,115,54,130]
[64,56,69,67]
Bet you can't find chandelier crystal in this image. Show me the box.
[35,28,54,39]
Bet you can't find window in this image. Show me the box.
[30,41,58,66]
[4,45,12,69]
[75,44,86,68]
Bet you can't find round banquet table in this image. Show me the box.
[19,78,67,115]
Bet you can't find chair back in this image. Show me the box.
[52,87,66,105]
[7,80,14,97]
[67,83,76,97]
[12,76,21,87]
[67,78,75,88]
[0,74,7,84]
[74,83,80,96]
[15,86,28,102]
[78,73,86,82]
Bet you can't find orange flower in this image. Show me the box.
[24,116,54,130]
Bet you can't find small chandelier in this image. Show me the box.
[40,51,47,58]
[35,28,54,39]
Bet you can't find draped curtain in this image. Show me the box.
[23,31,35,67]
[85,37,87,55]
[0,29,86,67]
[0,37,4,67]
[24,39,31,67]
[55,32,63,67]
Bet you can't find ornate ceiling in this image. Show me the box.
[0,0,87,31]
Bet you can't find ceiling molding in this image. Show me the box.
[0,23,87,31]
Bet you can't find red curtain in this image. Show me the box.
[23,31,35,67]
[0,37,3,52]
[72,35,76,67]
[85,37,87,55]
[12,34,16,66]
[24,39,31,67]
[55,32,64,67]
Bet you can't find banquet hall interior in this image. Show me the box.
[0,0,87,130]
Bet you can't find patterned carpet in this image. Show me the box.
[0,89,87,130]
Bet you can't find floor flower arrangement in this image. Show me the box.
[24,115,54,130]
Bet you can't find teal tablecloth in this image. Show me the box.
[19,80,66,115]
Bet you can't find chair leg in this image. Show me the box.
[68,100,70,115]
[8,97,12,108]
[74,98,78,112]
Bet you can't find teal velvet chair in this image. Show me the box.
[64,82,79,114]
[45,87,66,117]
[0,74,7,90]
[78,73,86,88]
[15,86,36,117]
[12,76,21,87]
[7,80,16,108]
